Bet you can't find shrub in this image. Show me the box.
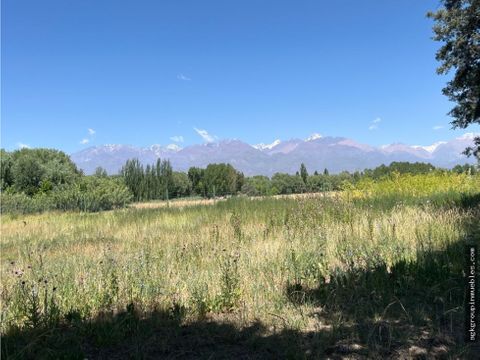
[241,176,272,196]
[0,177,132,214]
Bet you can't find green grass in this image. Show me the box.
[1,173,479,359]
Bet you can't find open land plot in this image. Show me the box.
[1,190,479,359]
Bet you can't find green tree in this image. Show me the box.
[241,176,272,196]
[94,166,108,177]
[428,0,480,157]
[12,156,44,195]
[363,162,436,179]
[204,163,239,197]
[452,163,478,174]
[9,148,80,196]
[307,175,333,192]
[300,163,308,184]
[155,159,162,199]
[159,159,173,200]
[271,173,306,194]
[330,171,353,190]
[121,158,174,201]
[171,172,192,198]
[0,150,14,191]
[121,159,144,201]
[235,171,245,193]
[188,167,206,196]
[145,164,154,200]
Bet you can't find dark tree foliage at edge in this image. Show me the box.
[428,0,480,158]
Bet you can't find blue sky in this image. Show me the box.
[2,0,479,153]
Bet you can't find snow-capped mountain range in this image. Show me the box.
[71,133,479,176]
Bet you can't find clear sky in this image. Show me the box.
[2,0,479,153]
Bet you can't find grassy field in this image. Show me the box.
[1,173,480,359]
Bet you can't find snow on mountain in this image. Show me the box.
[253,139,281,150]
[166,144,182,152]
[265,139,302,154]
[412,141,447,153]
[148,144,164,157]
[148,144,182,157]
[380,143,431,158]
[305,133,322,142]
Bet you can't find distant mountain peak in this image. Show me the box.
[148,143,182,156]
[305,133,322,142]
[103,144,132,152]
[220,138,245,145]
[166,144,182,152]
[412,141,447,153]
[252,139,281,150]
[71,132,477,176]
[335,138,375,152]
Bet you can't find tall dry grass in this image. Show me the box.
[1,173,479,358]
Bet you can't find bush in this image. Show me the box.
[241,176,272,196]
[271,173,306,195]
[0,177,132,214]
[306,175,333,192]
[0,193,53,214]
[52,177,133,212]
[5,148,81,196]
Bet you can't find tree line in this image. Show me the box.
[117,159,480,199]
[1,147,478,214]
[120,160,244,202]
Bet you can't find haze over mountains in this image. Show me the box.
[71,133,479,176]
